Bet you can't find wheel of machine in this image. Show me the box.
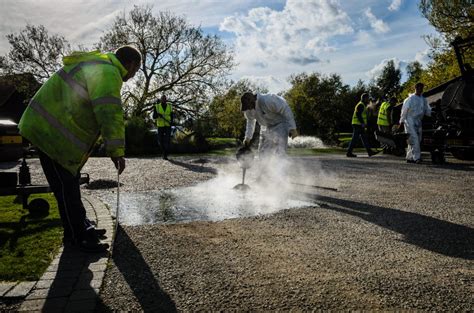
[431,150,446,164]
[28,198,50,218]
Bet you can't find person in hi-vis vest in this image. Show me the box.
[346,93,379,158]
[153,94,173,160]
[18,46,142,252]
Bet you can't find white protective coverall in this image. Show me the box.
[400,93,432,161]
[244,93,297,156]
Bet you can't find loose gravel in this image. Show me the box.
[5,154,473,311]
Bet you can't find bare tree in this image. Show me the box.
[97,5,234,119]
[1,24,71,82]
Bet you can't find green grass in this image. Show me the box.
[0,193,62,281]
[206,137,239,146]
[288,147,347,155]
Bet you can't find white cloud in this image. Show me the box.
[364,7,390,33]
[354,30,374,46]
[366,50,432,83]
[240,75,290,93]
[414,48,430,66]
[388,0,402,12]
[220,0,353,68]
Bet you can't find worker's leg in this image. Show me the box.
[272,123,289,156]
[38,151,87,243]
[405,121,418,162]
[413,125,423,161]
[358,127,372,154]
[157,127,165,157]
[162,126,172,158]
[347,125,361,154]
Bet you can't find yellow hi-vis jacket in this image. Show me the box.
[19,50,127,175]
[377,101,391,126]
[352,101,367,125]
[155,103,172,127]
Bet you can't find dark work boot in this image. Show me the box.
[368,150,381,157]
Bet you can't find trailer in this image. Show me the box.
[422,36,474,164]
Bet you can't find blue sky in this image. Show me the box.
[0,0,437,92]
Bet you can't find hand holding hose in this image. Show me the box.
[111,156,126,175]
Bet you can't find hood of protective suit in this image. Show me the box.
[62,50,128,79]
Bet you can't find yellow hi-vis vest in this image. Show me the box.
[377,101,391,126]
[19,50,127,175]
[352,101,367,125]
[156,103,172,127]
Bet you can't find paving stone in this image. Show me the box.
[0,281,18,297]
[46,262,84,272]
[78,271,104,282]
[19,297,68,312]
[64,299,97,312]
[50,255,86,265]
[69,289,99,301]
[83,263,107,272]
[36,278,77,290]
[25,285,73,300]
[76,278,103,290]
[5,281,36,298]
[86,256,109,265]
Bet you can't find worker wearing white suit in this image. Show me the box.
[241,92,298,156]
[399,82,432,163]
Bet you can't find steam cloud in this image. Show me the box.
[104,153,338,226]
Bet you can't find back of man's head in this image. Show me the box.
[361,93,369,103]
[241,92,256,111]
[115,46,142,67]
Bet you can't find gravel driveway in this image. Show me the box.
[12,154,474,311]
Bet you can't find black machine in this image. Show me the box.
[422,36,474,163]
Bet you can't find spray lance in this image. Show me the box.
[110,162,121,256]
[233,143,255,191]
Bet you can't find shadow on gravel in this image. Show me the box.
[168,159,217,174]
[313,195,474,260]
[426,163,474,172]
[101,225,177,312]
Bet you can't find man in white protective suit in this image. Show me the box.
[240,92,298,157]
[399,82,432,164]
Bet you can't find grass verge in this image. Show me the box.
[0,193,62,281]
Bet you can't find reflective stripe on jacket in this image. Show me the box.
[156,103,172,127]
[19,50,127,175]
[377,101,391,126]
[352,102,367,125]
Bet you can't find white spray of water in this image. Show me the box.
[288,136,326,149]
[101,154,339,226]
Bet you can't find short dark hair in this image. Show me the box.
[361,93,369,101]
[240,92,255,111]
[115,46,142,66]
[415,82,424,89]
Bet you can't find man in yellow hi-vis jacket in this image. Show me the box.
[153,94,173,160]
[19,46,141,252]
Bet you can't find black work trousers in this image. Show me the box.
[347,125,371,154]
[38,150,88,242]
[157,126,172,157]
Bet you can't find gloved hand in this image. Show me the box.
[111,156,126,175]
[289,129,298,139]
[243,138,251,147]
